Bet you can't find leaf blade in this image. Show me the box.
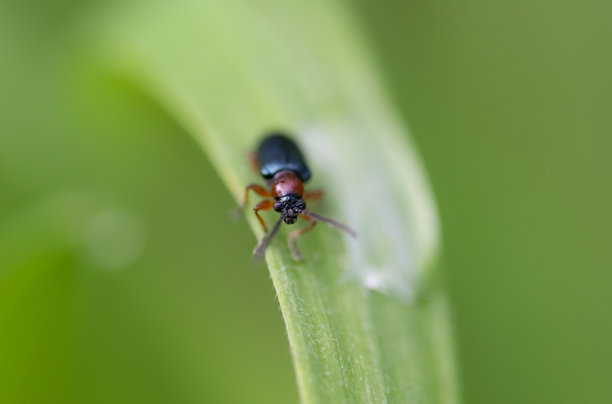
[93,0,460,402]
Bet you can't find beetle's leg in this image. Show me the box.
[243,183,272,207]
[288,213,317,261]
[253,200,275,233]
[230,183,272,219]
[247,150,260,174]
[304,189,324,202]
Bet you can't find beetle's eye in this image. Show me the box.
[273,201,283,212]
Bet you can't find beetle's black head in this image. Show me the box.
[274,195,306,224]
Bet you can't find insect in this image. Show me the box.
[240,132,356,260]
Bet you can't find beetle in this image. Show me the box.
[240,132,356,260]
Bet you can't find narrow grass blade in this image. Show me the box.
[91,1,461,402]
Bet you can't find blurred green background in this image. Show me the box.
[1,0,610,403]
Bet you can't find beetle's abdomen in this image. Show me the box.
[257,133,311,181]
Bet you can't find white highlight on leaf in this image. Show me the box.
[303,120,439,300]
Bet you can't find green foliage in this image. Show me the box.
[91,1,460,402]
[4,0,611,403]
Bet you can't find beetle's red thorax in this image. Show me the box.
[271,170,304,199]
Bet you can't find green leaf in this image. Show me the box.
[91,0,460,402]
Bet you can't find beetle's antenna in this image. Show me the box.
[303,210,357,238]
[253,215,284,259]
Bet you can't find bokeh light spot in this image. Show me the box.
[84,209,146,271]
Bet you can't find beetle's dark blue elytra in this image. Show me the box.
[257,133,311,182]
